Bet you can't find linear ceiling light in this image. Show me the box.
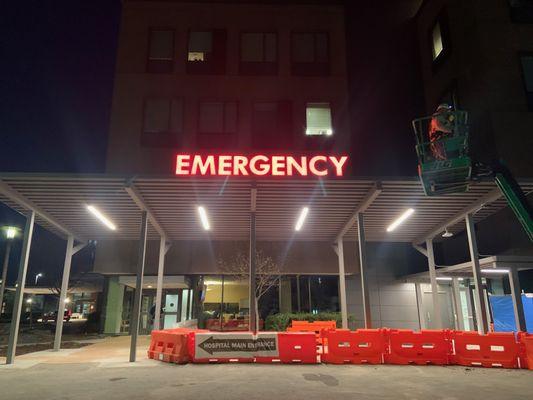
[386,208,415,232]
[481,268,509,274]
[436,277,452,281]
[86,205,117,230]
[295,207,309,231]
[198,206,210,230]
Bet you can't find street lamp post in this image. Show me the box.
[27,297,33,330]
[0,226,18,315]
[35,273,43,285]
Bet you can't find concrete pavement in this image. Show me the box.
[1,336,532,399]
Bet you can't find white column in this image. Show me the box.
[426,239,442,329]
[153,236,166,330]
[6,211,35,364]
[451,277,464,331]
[129,211,148,362]
[53,235,74,351]
[336,240,348,329]
[357,213,371,328]
[465,213,488,334]
[508,268,526,332]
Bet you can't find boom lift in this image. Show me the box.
[412,109,533,241]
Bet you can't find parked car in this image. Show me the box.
[41,309,72,323]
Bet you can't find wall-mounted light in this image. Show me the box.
[481,268,509,274]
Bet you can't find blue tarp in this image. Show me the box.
[489,294,533,333]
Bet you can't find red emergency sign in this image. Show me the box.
[175,154,348,177]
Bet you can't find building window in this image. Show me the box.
[305,103,332,136]
[508,0,533,23]
[430,11,450,67]
[146,29,174,73]
[291,32,329,76]
[240,32,277,75]
[520,54,533,111]
[142,98,183,147]
[187,30,227,75]
[198,101,237,148]
[252,101,293,148]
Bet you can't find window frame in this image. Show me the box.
[303,101,335,150]
[428,9,451,72]
[141,97,184,147]
[146,27,175,74]
[290,31,330,76]
[239,31,279,76]
[196,100,239,148]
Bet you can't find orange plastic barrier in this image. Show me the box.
[322,329,387,364]
[518,333,533,370]
[278,332,318,363]
[287,320,337,337]
[386,329,451,365]
[147,329,191,364]
[452,331,520,368]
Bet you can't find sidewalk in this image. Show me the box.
[0,335,154,368]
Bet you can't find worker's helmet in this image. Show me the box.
[436,103,452,112]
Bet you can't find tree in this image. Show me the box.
[217,250,282,332]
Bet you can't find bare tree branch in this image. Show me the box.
[217,250,283,330]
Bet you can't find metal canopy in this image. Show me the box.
[402,256,533,281]
[0,173,531,243]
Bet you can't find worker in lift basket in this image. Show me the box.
[429,103,455,161]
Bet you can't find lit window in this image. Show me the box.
[147,30,174,73]
[432,22,444,60]
[187,30,227,75]
[188,31,212,62]
[305,103,332,136]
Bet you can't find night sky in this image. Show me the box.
[0,1,425,286]
[0,2,121,286]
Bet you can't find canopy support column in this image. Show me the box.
[426,239,442,329]
[508,268,526,332]
[296,275,301,312]
[357,212,371,328]
[336,240,348,329]
[451,277,464,330]
[465,213,488,334]
[53,235,74,351]
[153,236,167,331]
[249,186,257,333]
[129,211,148,362]
[6,211,35,365]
